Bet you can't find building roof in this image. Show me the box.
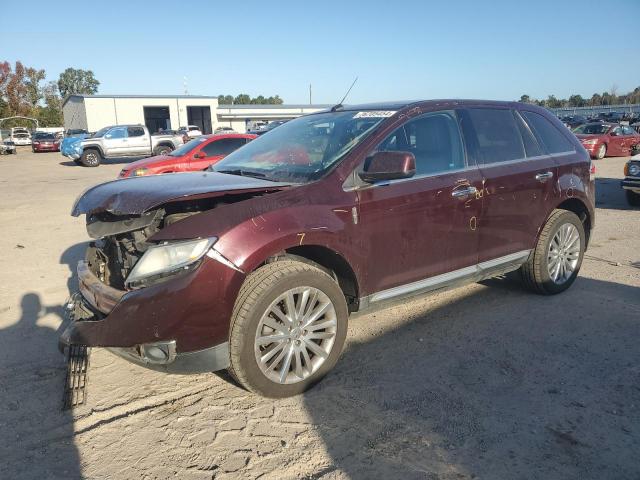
[62,94,219,107]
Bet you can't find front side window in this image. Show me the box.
[521,111,574,154]
[463,108,525,164]
[202,138,246,157]
[106,127,127,139]
[169,137,208,156]
[375,111,465,176]
[211,111,390,183]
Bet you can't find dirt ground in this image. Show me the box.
[0,148,638,480]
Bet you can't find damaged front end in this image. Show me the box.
[60,173,291,407]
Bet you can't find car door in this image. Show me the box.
[459,107,559,263]
[622,126,640,155]
[126,126,150,155]
[192,137,248,170]
[102,127,128,156]
[607,126,625,156]
[354,110,483,295]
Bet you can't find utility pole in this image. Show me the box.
[309,84,312,105]
[183,76,188,95]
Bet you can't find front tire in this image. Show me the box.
[626,190,640,207]
[520,209,585,295]
[80,149,101,167]
[596,144,606,159]
[228,260,348,397]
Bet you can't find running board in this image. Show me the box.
[358,250,531,310]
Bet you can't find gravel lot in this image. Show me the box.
[0,148,638,480]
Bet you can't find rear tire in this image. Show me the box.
[228,260,348,397]
[520,209,585,295]
[153,145,172,156]
[626,190,640,207]
[596,144,606,159]
[81,149,101,167]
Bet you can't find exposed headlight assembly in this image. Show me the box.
[126,237,216,288]
[628,163,640,176]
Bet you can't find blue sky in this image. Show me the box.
[2,0,639,104]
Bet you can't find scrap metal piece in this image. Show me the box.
[62,344,91,410]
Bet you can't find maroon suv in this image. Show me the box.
[60,100,595,397]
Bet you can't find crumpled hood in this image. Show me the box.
[72,171,291,216]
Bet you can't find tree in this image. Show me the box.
[25,66,46,106]
[0,61,34,116]
[217,95,234,105]
[57,68,99,98]
[37,82,63,126]
[233,94,251,105]
[589,93,602,106]
[568,94,586,107]
[519,94,531,103]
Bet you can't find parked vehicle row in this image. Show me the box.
[60,99,595,398]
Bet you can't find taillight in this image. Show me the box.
[589,163,596,181]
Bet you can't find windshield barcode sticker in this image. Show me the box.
[354,111,396,118]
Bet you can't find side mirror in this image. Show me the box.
[358,151,416,183]
[193,152,205,159]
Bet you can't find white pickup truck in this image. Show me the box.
[62,124,184,167]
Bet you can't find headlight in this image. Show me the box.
[582,139,598,145]
[628,163,640,176]
[126,238,216,287]
[131,167,148,177]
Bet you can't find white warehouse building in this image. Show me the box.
[62,95,329,134]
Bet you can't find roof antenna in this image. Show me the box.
[331,76,358,112]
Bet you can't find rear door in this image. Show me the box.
[355,110,483,294]
[622,126,640,154]
[459,107,558,262]
[126,126,150,155]
[608,126,625,156]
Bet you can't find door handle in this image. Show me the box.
[451,186,478,198]
[535,171,554,182]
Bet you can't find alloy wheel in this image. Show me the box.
[547,223,581,284]
[254,286,337,384]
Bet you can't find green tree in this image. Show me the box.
[233,94,251,104]
[57,67,99,98]
[217,95,234,105]
[37,82,63,126]
[519,94,531,103]
[568,94,586,107]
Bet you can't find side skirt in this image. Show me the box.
[357,250,531,312]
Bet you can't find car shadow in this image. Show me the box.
[59,156,145,167]
[595,177,634,210]
[0,243,87,478]
[302,275,640,479]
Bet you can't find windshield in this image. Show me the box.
[210,111,392,183]
[34,133,55,140]
[169,137,208,156]
[92,127,111,138]
[573,124,611,135]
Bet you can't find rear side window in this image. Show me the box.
[106,127,127,139]
[464,108,524,164]
[377,110,465,176]
[127,126,145,137]
[202,138,246,157]
[521,111,574,154]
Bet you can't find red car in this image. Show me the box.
[32,132,61,153]
[118,133,256,178]
[62,100,595,398]
[573,123,640,159]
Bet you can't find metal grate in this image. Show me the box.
[62,345,91,410]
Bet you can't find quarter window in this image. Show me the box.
[202,138,247,157]
[376,111,465,176]
[463,108,524,164]
[521,111,574,154]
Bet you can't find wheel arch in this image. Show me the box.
[256,244,360,313]
[82,144,104,157]
[555,197,592,247]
